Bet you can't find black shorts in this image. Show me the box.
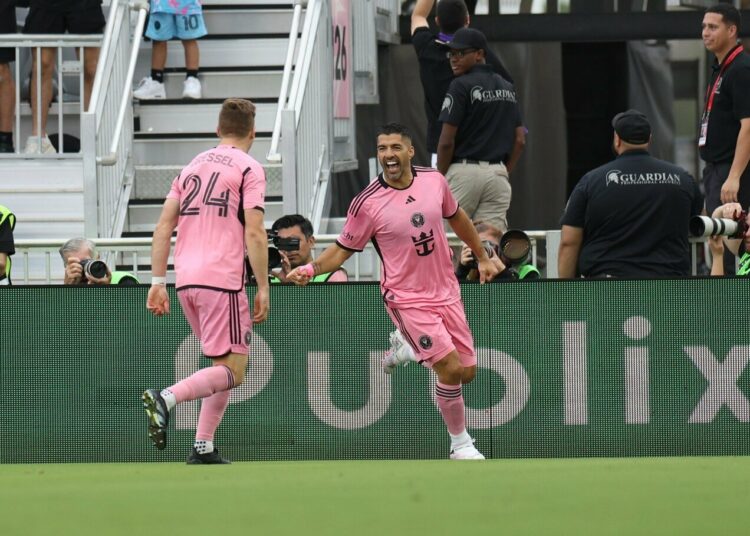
[23,1,106,35]
[0,3,18,64]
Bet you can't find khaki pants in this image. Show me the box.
[446,161,512,232]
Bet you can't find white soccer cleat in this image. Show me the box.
[182,76,202,99]
[450,439,485,460]
[133,77,166,100]
[381,330,416,374]
[23,135,55,154]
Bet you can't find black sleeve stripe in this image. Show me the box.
[335,240,362,252]
[251,206,265,214]
[241,167,252,179]
[445,205,460,219]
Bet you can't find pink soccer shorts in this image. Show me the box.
[178,287,251,357]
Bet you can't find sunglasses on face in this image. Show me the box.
[446,48,478,59]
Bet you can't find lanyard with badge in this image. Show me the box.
[699,45,744,147]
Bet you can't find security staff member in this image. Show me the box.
[0,204,15,285]
[411,0,513,166]
[699,4,750,274]
[558,110,703,278]
[437,28,525,233]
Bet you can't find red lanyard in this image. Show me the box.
[705,45,744,113]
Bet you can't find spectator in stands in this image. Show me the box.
[411,0,513,166]
[437,28,525,233]
[0,2,17,152]
[455,221,539,281]
[60,237,139,285]
[699,4,750,275]
[706,202,750,276]
[0,204,15,285]
[269,214,348,283]
[558,110,703,278]
[132,0,206,100]
[23,0,106,154]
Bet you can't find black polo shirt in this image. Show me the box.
[412,27,513,154]
[438,63,521,163]
[0,214,14,259]
[560,150,703,277]
[699,45,750,164]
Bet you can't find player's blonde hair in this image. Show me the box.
[218,98,256,138]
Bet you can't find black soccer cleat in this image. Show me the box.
[186,447,232,465]
[142,389,170,451]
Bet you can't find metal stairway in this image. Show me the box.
[125,0,297,237]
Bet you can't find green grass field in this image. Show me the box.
[2,457,748,535]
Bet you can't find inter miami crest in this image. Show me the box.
[411,212,425,228]
[419,335,433,350]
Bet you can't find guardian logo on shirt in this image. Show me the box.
[605,169,681,187]
[441,94,453,114]
[470,86,517,104]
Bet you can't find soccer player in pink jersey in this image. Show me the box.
[142,98,270,464]
[287,123,500,460]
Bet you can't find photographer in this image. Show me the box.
[706,202,750,276]
[269,215,348,283]
[0,204,15,285]
[455,222,539,281]
[60,238,139,285]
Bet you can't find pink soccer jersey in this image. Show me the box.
[337,166,461,308]
[166,145,266,291]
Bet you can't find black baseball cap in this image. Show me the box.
[612,109,652,144]
[442,28,487,52]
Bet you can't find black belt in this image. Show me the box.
[452,158,505,165]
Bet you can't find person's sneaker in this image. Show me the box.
[133,77,166,100]
[186,447,231,465]
[381,330,416,374]
[450,438,485,460]
[23,135,56,154]
[142,389,170,450]
[182,76,202,99]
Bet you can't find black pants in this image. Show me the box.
[702,161,750,274]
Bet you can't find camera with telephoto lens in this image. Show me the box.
[690,211,749,238]
[469,240,499,268]
[79,258,108,280]
[266,230,302,269]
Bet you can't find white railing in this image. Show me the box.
[280,0,333,225]
[80,0,149,238]
[11,231,714,284]
[0,34,101,157]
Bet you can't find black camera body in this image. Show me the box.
[266,230,302,269]
[79,259,108,280]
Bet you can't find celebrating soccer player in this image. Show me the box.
[142,99,270,464]
[287,123,499,459]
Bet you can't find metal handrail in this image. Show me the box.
[88,0,122,113]
[267,0,305,162]
[97,0,149,166]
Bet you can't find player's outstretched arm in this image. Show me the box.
[448,207,500,283]
[244,207,270,324]
[287,243,353,285]
[147,198,179,316]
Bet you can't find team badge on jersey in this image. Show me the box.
[245,331,252,345]
[411,212,425,228]
[419,335,433,350]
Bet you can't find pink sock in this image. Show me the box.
[168,365,234,404]
[196,390,231,441]
[436,382,465,435]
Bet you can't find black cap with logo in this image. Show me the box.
[442,28,487,52]
[612,109,652,144]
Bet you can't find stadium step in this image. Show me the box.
[201,7,302,35]
[134,69,284,100]
[124,198,285,234]
[136,36,294,70]
[136,99,277,134]
[133,162,282,199]
[133,134,272,164]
